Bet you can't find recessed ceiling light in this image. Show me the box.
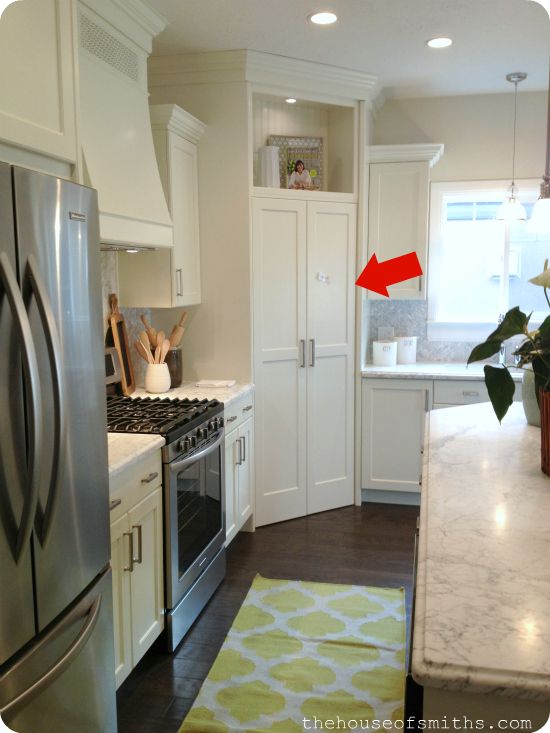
[286,98,297,104]
[427,37,453,49]
[309,11,338,25]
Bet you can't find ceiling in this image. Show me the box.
[149,0,549,99]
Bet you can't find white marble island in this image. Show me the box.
[413,402,550,726]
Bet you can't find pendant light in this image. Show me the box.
[528,58,550,234]
[496,72,527,221]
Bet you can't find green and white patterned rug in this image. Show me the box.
[179,575,406,733]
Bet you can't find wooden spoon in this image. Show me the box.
[154,345,161,364]
[140,314,157,347]
[160,338,170,364]
[139,330,151,354]
[135,340,153,364]
[156,331,165,349]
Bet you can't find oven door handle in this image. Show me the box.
[169,429,225,474]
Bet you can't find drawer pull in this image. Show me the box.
[123,532,134,572]
[132,524,143,564]
[243,405,253,412]
[141,472,158,484]
[462,391,479,397]
[227,415,238,423]
[109,498,121,512]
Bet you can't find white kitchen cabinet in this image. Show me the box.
[253,197,356,525]
[367,145,443,300]
[118,105,204,307]
[109,453,164,689]
[224,397,254,546]
[361,378,432,493]
[0,0,77,174]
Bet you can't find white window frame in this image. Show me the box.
[427,179,542,342]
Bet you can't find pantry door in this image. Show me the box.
[306,202,356,514]
[253,198,308,526]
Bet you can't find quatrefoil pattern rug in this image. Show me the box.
[179,575,405,733]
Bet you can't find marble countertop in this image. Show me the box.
[132,381,254,406]
[107,433,165,479]
[412,402,550,700]
[362,362,524,381]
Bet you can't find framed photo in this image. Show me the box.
[267,135,324,190]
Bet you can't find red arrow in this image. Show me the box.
[355,252,423,297]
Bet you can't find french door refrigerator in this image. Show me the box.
[0,164,117,732]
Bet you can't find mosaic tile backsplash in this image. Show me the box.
[365,300,480,364]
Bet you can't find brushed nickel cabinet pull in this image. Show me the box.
[176,269,183,297]
[240,436,246,462]
[109,498,122,512]
[132,524,143,564]
[299,339,306,368]
[141,472,158,484]
[309,339,316,367]
[123,532,134,572]
[227,415,238,423]
[243,404,253,412]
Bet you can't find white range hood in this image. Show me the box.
[78,0,173,249]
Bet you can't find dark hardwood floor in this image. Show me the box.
[116,503,419,733]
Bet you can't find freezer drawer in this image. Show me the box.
[0,569,117,733]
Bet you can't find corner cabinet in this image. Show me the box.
[224,396,255,546]
[367,144,444,300]
[361,378,432,494]
[118,104,205,308]
[253,197,356,526]
[109,452,164,689]
[0,0,77,173]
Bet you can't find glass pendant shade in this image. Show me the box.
[527,196,550,234]
[496,186,527,221]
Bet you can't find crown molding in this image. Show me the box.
[150,104,206,144]
[368,143,445,167]
[149,49,378,101]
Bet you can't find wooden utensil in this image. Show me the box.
[169,311,188,348]
[139,330,151,355]
[156,331,165,350]
[135,340,153,364]
[160,338,170,364]
[140,314,157,348]
[154,344,161,364]
[107,294,135,396]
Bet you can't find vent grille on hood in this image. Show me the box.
[79,13,139,83]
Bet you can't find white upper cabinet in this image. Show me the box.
[0,0,77,174]
[367,144,444,300]
[118,105,205,308]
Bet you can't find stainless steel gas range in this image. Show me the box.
[106,395,226,651]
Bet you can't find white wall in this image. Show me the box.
[373,91,546,182]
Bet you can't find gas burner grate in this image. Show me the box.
[106,396,222,440]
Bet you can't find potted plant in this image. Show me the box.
[468,260,550,473]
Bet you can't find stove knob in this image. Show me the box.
[218,417,224,427]
[212,418,219,430]
[198,428,208,439]
[190,435,198,448]
[179,437,191,452]
[208,421,215,431]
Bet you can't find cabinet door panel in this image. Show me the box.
[0,0,76,163]
[368,162,428,300]
[362,379,432,492]
[110,514,132,689]
[307,202,355,514]
[225,429,239,545]
[128,488,164,666]
[237,419,253,525]
[253,198,307,526]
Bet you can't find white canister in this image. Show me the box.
[372,340,397,366]
[145,363,171,394]
[396,336,417,364]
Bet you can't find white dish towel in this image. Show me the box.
[195,379,236,388]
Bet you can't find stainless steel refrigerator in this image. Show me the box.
[0,164,117,732]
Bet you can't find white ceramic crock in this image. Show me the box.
[145,363,171,394]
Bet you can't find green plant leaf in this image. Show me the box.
[486,306,529,342]
[483,365,515,423]
[539,315,550,336]
[467,341,502,365]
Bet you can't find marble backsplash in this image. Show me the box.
[365,300,480,364]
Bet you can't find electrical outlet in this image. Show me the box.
[378,326,394,340]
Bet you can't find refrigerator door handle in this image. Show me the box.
[0,593,102,718]
[23,254,66,547]
[0,252,42,563]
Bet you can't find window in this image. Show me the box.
[427,180,550,341]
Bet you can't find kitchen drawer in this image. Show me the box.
[433,379,490,406]
[224,392,254,433]
[109,451,162,522]
[434,378,521,406]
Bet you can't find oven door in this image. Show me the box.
[164,429,225,609]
